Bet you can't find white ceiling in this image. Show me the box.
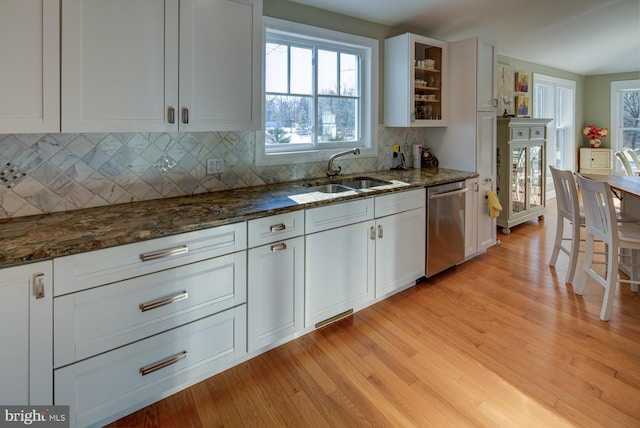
[289,0,640,76]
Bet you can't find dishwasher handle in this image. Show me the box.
[429,187,468,200]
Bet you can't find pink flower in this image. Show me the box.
[583,124,608,139]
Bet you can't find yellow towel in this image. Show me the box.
[487,191,502,218]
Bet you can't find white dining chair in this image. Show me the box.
[548,166,584,284]
[623,148,640,175]
[574,174,640,321]
[615,151,634,176]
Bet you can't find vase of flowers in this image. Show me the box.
[583,124,608,148]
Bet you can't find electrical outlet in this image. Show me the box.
[206,158,223,174]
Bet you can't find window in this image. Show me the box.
[533,74,576,174]
[256,18,378,166]
[610,79,640,174]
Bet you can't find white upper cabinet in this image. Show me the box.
[384,33,448,127]
[62,0,175,133]
[476,39,497,112]
[0,0,60,133]
[62,0,262,133]
[179,0,262,132]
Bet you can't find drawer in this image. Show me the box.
[510,127,529,141]
[55,305,246,428]
[248,210,304,248]
[54,251,246,368]
[530,126,545,140]
[375,188,425,218]
[305,197,374,234]
[54,222,246,296]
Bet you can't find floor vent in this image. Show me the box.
[315,309,354,329]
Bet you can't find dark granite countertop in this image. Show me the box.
[0,168,476,268]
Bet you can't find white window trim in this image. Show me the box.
[256,17,379,167]
[610,79,640,175]
[532,73,576,170]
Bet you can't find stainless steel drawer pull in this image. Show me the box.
[33,273,45,299]
[139,290,188,312]
[270,243,287,252]
[270,223,286,232]
[378,225,384,239]
[168,106,175,124]
[370,226,376,240]
[140,350,188,376]
[139,245,188,262]
[182,107,189,124]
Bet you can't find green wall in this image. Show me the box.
[584,72,640,148]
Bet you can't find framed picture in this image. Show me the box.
[516,95,529,117]
[515,72,529,93]
[496,64,515,115]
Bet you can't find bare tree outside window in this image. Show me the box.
[622,91,640,150]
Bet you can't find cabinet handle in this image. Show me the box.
[492,99,498,107]
[270,223,286,232]
[33,273,45,299]
[270,243,287,252]
[182,107,189,124]
[370,226,376,240]
[168,107,175,124]
[140,350,188,376]
[139,245,188,262]
[378,225,384,239]
[139,290,189,312]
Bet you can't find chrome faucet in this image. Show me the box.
[327,148,360,178]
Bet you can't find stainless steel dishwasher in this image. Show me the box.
[426,181,467,277]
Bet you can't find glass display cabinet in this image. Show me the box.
[496,117,552,234]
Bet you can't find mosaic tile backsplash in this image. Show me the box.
[0,126,429,219]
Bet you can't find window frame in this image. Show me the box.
[610,79,640,175]
[256,17,378,166]
[532,73,575,171]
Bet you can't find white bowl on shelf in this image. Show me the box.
[424,59,435,68]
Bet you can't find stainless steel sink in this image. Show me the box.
[303,176,392,194]
[309,183,353,194]
[339,177,391,189]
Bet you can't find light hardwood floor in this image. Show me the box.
[108,200,640,427]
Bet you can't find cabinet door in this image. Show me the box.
[476,112,497,251]
[62,0,179,132]
[476,39,496,112]
[0,0,59,133]
[0,261,52,405]
[248,236,304,352]
[179,0,262,131]
[305,221,375,328]
[375,208,425,297]
[528,143,545,212]
[510,143,528,218]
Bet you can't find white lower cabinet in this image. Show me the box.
[374,189,426,297]
[465,176,496,258]
[248,211,305,352]
[52,223,247,427]
[54,251,246,368]
[305,198,375,327]
[0,261,53,405]
[55,305,246,428]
